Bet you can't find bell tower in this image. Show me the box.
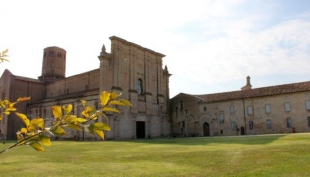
[38,46,66,82]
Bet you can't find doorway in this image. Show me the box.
[136,121,145,139]
[240,126,245,135]
[203,122,210,136]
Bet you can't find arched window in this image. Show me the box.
[137,79,143,95]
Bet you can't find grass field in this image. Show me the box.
[1,133,310,177]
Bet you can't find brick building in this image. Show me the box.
[0,36,171,140]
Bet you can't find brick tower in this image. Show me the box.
[38,46,66,82]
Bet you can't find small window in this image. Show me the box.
[231,121,236,131]
[230,105,235,114]
[265,104,271,114]
[220,129,223,134]
[308,116,310,127]
[286,118,292,128]
[247,106,253,115]
[175,106,178,118]
[249,121,254,130]
[203,107,207,111]
[137,79,143,95]
[306,101,310,110]
[267,119,272,129]
[285,102,290,112]
[219,112,224,124]
[180,101,183,110]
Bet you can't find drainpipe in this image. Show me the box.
[242,99,247,135]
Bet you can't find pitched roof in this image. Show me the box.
[194,81,310,103]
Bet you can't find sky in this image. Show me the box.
[1,0,310,98]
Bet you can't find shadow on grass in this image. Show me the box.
[117,134,286,146]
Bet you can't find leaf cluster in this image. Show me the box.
[0,49,9,63]
[0,91,131,153]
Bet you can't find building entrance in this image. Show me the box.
[240,127,245,135]
[136,121,145,139]
[203,122,210,136]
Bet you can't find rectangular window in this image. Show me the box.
[267,119,272,129]
[231,121,236,131]
[249,121,254,130]
[308,117,310,127]
[230,105,235,114]
[219,112,224,124]
[247,106,253,115]
[204,107,207,111]
[285,102,290,112]
[306,101,310,110]
[265,104,271,114]
[286,118,292,128]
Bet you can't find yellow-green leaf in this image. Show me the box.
[50,126,66,136]
[52,106,62,119]
[81,100,87,107]
[87,124,95,135]
[63,104,73,115]
[119,99,132,106]
[67,123,81,131]
[70,118,87,123]
[29,142,44,152]
[102,107,120,114]
[64,115,76,123]
[99,112,108,120]
[17,97,31,102]
[82,106,97,119]
[15,112,30,127]
[100,91,111,106]
[94,130,105,140]
[94,122,111,131]
[110,99,132,106]
[5,107,17,112]
[30,118,44,130]
[39,134,51,146]
[20,128,28,134]
[0,114,2,120]
[111,92,122,99]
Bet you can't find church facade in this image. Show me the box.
[0,36,171,140]
[170,76,310,137]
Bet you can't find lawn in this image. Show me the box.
[1,133,310,177]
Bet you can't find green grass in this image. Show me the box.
[1,133,310,177]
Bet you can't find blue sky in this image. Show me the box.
[1,0,310,98]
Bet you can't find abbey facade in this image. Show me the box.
[0,36,171,140]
